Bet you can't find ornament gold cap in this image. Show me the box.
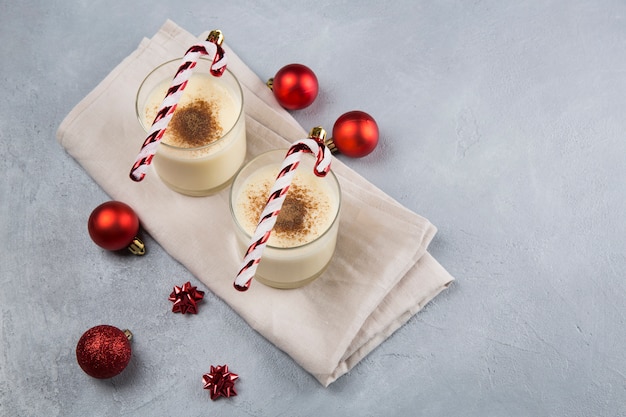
[207,30,224,45]
[309,126,327,142]
[128,237,146,256]
[324,137,339,154]
[123,329,133,341]
[266,78,274,90]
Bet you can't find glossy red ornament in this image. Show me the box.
[202,365,239,400]
[76,325,133,379]
[169,281,205,314]
[88,201,145,255]
[269,64,318,110]
[327,111,379,158]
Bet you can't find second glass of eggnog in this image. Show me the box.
[230,149,341,289]
[136,57,246,196]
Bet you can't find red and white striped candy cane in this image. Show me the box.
[129,31,228,182]
[234,129,332,292]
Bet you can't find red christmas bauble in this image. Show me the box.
[271,64,319,110]
[76,325,132,379]
[88,201,142,253]
[331,111,379,158]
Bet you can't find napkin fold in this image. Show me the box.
[57,20,454,386]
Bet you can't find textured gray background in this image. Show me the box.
[2,0,626,416]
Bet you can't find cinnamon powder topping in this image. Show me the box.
[168,99,222,147]
[275,195,307,233]
[244,181,328,245]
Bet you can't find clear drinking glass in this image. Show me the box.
[229,150,342,289]
[136,57,246,196]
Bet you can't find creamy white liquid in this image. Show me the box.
[231,153,341,288]
[234,165,337,247]
[141,72,245,196]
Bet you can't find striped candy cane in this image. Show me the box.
[234,128,332,292]
[129,30,228,182]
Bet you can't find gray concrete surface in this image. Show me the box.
[2,0,625,415]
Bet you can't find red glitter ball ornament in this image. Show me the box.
[88,201,145,255]
[202,365,239,400]
[327,111,379,158]
[76,325,133,379]
[168,281,205,314]
[269,64,319,110]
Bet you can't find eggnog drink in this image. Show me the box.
[230,150,341,289]
[136,58,245,196]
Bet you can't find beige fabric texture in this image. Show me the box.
[57,20,454,386]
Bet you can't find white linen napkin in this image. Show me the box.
[57,20,454,386]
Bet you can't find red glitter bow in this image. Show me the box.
[202,365,239,400]
[168,281,205,314]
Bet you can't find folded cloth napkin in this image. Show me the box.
[57,20,454,386]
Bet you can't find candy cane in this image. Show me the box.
[234,128,332,292]
[129,30,228,182]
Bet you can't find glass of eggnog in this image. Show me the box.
[229,149,341,289]
[135,57,246,196]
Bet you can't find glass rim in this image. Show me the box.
[229,149,342,251]
[135,57,245,152]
